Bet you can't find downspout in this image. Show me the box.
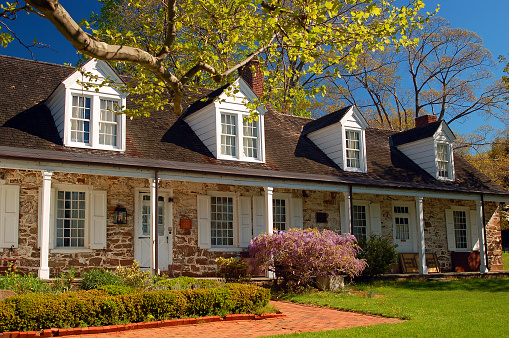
[155,170,159,274]
[481,193,488,271]
[349,185,354,233]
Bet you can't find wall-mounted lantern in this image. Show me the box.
[114,206,127,224]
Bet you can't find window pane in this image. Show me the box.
[71,96,91,144]
[346,130,361,168]
[453,210,468,249]
[273,199,287,231]
[220,113,237,156]
[56,190,86,248]
[437,143,449,178]
[243,118,259,159]
[352,205,367,240]
[99,99,119,147]
[211,197,234,246]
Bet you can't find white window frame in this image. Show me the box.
[50,184,94,253]
[446,206,477,252]
[206,192,239,250]
[342,126,367,173]
[352,200,370,240]
[435,141,455,181]
[273,193,291,231]
[65,91,126,152]
[217,109,265,163]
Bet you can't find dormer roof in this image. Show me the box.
[391,120,456,146]
[302,105,367,135]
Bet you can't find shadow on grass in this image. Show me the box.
[384,278,509,292]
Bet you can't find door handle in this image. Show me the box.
[167,236,169,243]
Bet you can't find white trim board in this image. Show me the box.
[0,158,507,202]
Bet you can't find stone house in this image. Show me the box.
[0,54,506,278]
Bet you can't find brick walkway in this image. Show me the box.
[67,301,403,338]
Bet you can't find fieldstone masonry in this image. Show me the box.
[0,168,503,276]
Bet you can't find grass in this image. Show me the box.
[272,277,509,337]
[503,252,509,270]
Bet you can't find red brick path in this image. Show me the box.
[66,301,403,337]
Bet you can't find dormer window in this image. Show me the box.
[243,118,258,159]
[219,111,262,161]
[437,143,450,178]
[220,113,237,157]
[183,78,266,163]
[67,93,124,150]
[346,130,361,169]
[99,99,120,147]
[302,106,368,173]
[71,96,91,143]
[45,59,127,152]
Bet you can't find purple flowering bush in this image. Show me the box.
[249,229,366,288]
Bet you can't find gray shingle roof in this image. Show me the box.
[0,54,506,195]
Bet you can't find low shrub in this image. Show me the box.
[97,285,135,296]
[80,268,123,290]
[249,228,366,289]
[216,257,251,282]
[356,234,398,277]
[154,277,223,291]
[0,283,269,332]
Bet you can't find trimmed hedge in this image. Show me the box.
[0,283,270,332]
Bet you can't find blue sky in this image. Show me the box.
[2,0,508,136]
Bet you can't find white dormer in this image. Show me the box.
[45,59,127,151]
[391,117,456,181]
[303,106,368,173]
[183,78,267,163]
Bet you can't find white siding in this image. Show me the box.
[397,137,438,176]
[184,105,218,157]
[307,122,344,168]
[45,85,66,140]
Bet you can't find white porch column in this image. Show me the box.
[264,186,274,278]
[342,191,351,234]
[415,196,428,275]
[264,186,274,235]
[476,200,488,273]
[39,170,52,279]
[150,178,157,274]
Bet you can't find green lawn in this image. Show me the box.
[273,278,509,337]
[503,252,509,270]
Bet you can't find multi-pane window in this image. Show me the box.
[56,191,86,248]
[346,130,361,168]
[99,99,119,147]
[141,195,164,237]
[394,206,410,240]
[221,113,237,157]
[352,205,367,240]
[453,210,468,249]
[243,118,258,159]
[273,199,287,231]
[437,143,450,178]
[71,96,91,143]
[211,196,234,246]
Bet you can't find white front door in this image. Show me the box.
[135,192,172,270]
[393,203,416,253]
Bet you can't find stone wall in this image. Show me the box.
[0,168,503,277]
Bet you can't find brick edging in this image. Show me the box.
[2,313,286,337]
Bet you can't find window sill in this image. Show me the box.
[50,248,94,254]
[205,247,246,252]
